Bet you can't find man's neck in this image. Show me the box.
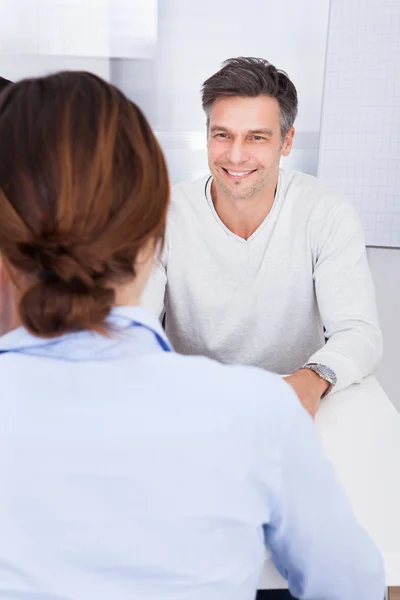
[211,179,278,240]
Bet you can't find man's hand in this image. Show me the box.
[284,369,329,418]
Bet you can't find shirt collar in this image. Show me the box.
[0,305,171,356]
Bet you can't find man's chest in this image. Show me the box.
[166,223,316,314]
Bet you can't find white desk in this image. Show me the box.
[258,375,400,590]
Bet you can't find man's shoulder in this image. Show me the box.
[283,169,352,215]
[163,175,211,229]
[171,175,210,207]
[283,169,364,242]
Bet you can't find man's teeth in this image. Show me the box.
[226,170,253,177]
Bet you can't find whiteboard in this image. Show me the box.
[318,0,400,248]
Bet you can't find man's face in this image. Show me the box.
[207,95,294,202]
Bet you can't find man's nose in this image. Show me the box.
[226,140,250,165]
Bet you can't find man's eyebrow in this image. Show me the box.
[247,128,274,136]
[210,125,230,133]
[210,126,274,136]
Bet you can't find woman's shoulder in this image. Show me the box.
[144,351,301,429]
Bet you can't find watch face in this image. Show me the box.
[318,364,337,383]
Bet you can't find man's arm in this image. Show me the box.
[309,199,382,390]
[262,396,385,600]
[286,199,382,414]
[141,246,168,321]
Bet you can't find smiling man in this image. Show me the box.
[143,57,382,422]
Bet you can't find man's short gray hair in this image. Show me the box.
[201,57,298,142]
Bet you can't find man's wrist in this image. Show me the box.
[299,368,330,397]
[301,363,337,397]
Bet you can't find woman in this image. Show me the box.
[0,76,12,92]
[0,72,383,600]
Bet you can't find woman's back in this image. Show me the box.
[0,305,298,600]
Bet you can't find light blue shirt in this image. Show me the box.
[0,306,384,600]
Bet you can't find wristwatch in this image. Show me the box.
[302,363,337,397]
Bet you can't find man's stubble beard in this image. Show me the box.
[212,160,279,202]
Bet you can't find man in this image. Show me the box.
[143,57,382,419]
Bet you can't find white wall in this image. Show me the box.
[0,55,111,82]
[368,248,400,411]
[0,0,157,59]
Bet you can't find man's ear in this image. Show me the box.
[281,127,295,157]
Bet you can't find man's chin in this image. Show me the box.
[219,182,255,202]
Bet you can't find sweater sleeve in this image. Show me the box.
[307,199,382,393]
[141,240,168,321]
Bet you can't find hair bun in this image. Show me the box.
[25,234,105,290]
[41,248,93,289]
[18,235,115,336]
[19,277,114,336]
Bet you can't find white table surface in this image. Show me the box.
[258,375,400,589]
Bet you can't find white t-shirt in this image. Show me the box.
[142,169,382,392]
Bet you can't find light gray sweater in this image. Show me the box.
[142,169,382,393]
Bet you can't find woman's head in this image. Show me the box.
[0,71,169,338]
[0,77,12,94]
